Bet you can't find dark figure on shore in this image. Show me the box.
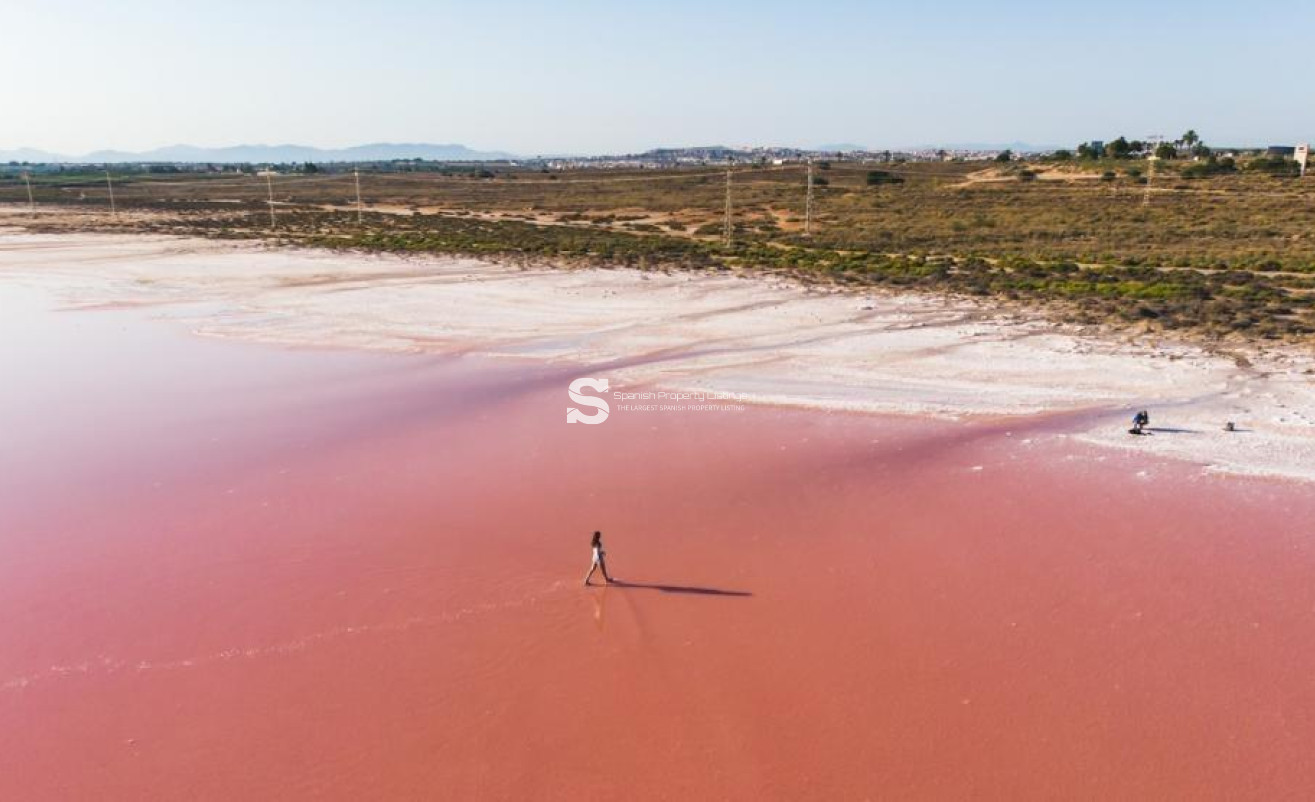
[584,530,614,586]
[1130,410,1150,435]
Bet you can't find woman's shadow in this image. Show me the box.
[607,579,751,597]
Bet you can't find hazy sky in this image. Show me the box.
[5,0,1313,155]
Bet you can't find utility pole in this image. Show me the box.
[1143,155,1156,207]
[105,170,117,216]
[722,160,733,247]
[804,159,815,236]
[354,168,363,224]
[22,171,34,212]
[1143,135,1163,208]
[265,170,276,229]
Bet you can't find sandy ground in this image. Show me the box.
[1,228,1312,480]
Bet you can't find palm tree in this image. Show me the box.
[1180,130,1200,149]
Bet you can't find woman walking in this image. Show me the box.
[584,530,614,586]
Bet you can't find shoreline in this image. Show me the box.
[1,228,1313,481]
[6,234,1315,798]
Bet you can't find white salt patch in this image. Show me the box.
[4,231,1315,481]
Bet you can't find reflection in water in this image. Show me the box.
[591,585,608,631]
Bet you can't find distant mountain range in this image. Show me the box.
[1,140,1073,166]
[0,142,516,164]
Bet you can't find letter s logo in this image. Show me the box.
[567,378,610,424]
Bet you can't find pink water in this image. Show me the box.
[2,283,1314,799]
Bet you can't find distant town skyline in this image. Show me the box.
[6,0,1314,156]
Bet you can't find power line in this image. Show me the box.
[354,168,363,224]
[5,163,804,197]
[265,170,276,229]
[804,159,815,236]
[722,160,733,247]
[105,170,117,216]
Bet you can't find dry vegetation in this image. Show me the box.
[4,159,1315,339]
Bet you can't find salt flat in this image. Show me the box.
[2,230,1312,479]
